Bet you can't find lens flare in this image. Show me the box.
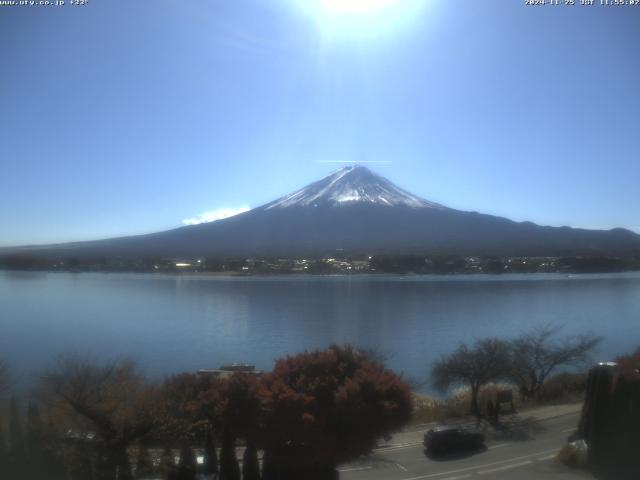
[293,0,428,39]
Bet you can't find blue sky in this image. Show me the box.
[1,0,638,246]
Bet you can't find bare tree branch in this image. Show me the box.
[34,354,157,478]
[508,326,602,399]
[432,338,510,416]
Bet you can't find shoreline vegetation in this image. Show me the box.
[411,374,588,426]
[0,346,414,480]
[0,331,613,480]
[2,253,640,275]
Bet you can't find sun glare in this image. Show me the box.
[320,0,401,15]
[294,0,428,39]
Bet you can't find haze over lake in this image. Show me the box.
[2,271,639,393]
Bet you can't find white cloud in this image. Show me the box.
[182,206,251,226]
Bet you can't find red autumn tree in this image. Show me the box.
[156,373,222,441]
[215,373,261,480]
[158,372,262,480]
[259,345,413,480]
[155,372,225,480]
[215,373,262,441]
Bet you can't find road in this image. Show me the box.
[339,409,593,480]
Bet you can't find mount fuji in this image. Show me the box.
[5,165,640,259]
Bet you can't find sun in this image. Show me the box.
[293,0,428,39]
[319,0,402,15]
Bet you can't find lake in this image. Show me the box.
[1,271,639,393]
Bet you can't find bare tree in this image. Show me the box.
[35,354,157,480]
[432,338,510,417]
[508,326,602,400]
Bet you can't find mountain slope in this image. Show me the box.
[4,165,640,259]
[262,166,443,209]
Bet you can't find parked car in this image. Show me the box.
[423,425,485,454]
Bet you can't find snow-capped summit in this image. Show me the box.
[263,165,445,210]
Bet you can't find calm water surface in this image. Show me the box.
[1,271,639,392]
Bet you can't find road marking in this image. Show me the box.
[488,443,509,449]
[437,475,472,480]
[377,441,423,452]
[396,463,409,471]
[337,465,373,472]
[561,427,576,433]
[400,448,559,480]
[537,454,557,461]
[478,460,533,475]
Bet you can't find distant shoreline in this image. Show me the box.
[2,268,640,278]
[3,252,639,276]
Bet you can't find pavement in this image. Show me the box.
[338,403,594,480]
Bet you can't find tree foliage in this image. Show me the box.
[25,402,51,479]
[8,397,24,459]
[174,444,196,480]
[219,431,241,480]
[17,346,412,479]
[0,361,9,395]
[259,344,413,477]
[68,440,93,480]
[159,445,175,478]
[0,419,5,454]
[35,355,157,479]
[432,338,511,416]
[0,420,6,477]
[26,403,43,458]
[158,372,263,480]
[135,442,154,479]
[242,440,260,480]
[217,373,262,440]
[217,374,260,480]
[156,372,221,441]
[202,427,218,476]
[616,347,640,376]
